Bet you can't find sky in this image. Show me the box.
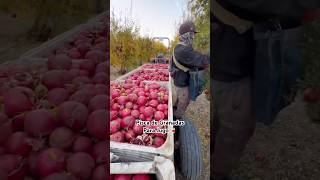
[110,0,189,47]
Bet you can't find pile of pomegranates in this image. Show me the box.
[126,69,169,82]
[0,23,109,179]
[110,174,154,180]
[141,64,169,69]
[110,80,168,147]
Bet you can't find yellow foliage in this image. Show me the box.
[110,12,168,74]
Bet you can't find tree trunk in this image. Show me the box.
[119,64,127,75]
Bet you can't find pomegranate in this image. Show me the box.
[85,49,106,64]
[0,122,12,145]
[304,87,320,102]
[143,107,154,118]
[91,141,108,164]
[133,124,143,135]
[92,165,107,180]
[150,92,158,99]
[49,127,75,150]
[125,129,136,142]
[110,131,125,142]
[88,95,108,112]
[112,90,120,99]
[0,113,8,124]
[67,152,95,179]
[42,70,68,89]
[94,84,108,95]
[72,76,92,86]
[35,148,66,177]
[120,116,135,129]
[120,108,131,118]
[137,96,147,106]
[69,89,94,105]
[68,49,82,59]
[110,120,121,134]
[47,88,69,106]
[5,132,31,156]
[131,110,140,119]
[43,172,78,180]
[149,99,158,108]
[27,152,39,176]
[157,104,166,112]
[117,96,128,105]
[112,103,120,111]
[95,62,108,74]
[79,60,96,76]
[58,101,89,131]
[111,110,118,120]
[128,94,138,102]
[153,137,165,147]
[47,54,72,70]
[87,110,107,140]
[132,174,151,180]
[0,154,27,179]
[72,136,93,153]
[154,111,165,121]
[114,174,132,180]
[125,102,133,109]
[93,72,108,84]
[77,42,91,55]
[3,89,33,117]
[25,109,56,137]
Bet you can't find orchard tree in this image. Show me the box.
[188,0,210,52]
[110,11,167,73]
[1,0,91,41]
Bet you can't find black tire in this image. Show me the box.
[177,117,202,180]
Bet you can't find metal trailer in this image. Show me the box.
[111,155,175,180]
[112,64,203,180]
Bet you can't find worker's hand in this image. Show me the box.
[301,9,320,24]
[234,18,253,34]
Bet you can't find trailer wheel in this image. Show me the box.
[177,117,202,180]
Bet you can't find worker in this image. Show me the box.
[170,21,210,119]
[211,0,320,179]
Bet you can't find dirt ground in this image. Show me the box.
[185,94,211,180]
[233,95,320,180]
[3,12,320,180]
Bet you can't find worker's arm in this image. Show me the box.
[174,45,209,68]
